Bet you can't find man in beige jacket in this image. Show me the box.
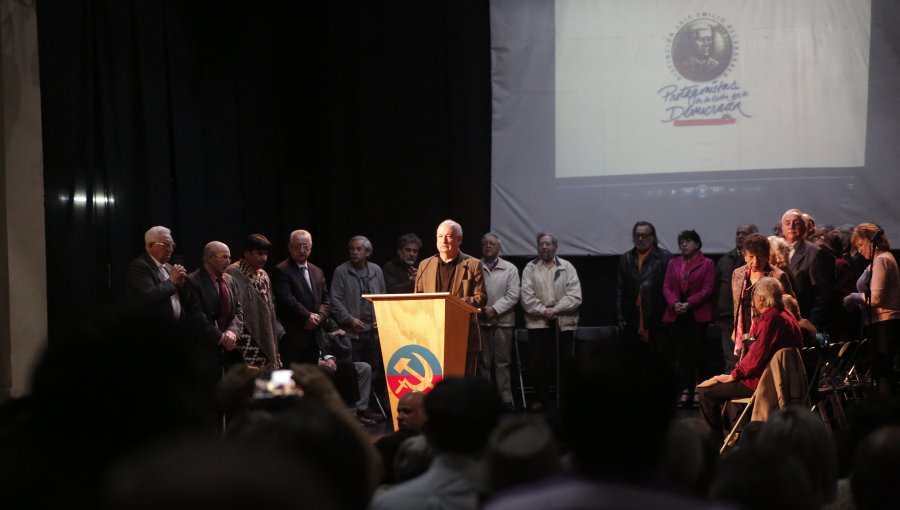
[520,232,582,411]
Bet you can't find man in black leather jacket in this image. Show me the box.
[616,221,672,356]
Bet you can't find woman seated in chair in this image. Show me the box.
[698,277,804,443]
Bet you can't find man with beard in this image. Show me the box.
[383,233,422,294]
[520,232,582,411]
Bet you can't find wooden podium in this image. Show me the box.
[363,292,478,430]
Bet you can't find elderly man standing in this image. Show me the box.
[271,229,331,366]
[331,235,386,410]
[781,209,837,330]
[126,225,188,323]
[383,233,423,294]
[478,232,520,410]
[416,219,487,375]
[225,234,283,369]
[186,241,244,370]
[520,232,582,411]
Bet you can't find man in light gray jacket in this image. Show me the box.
[478,233,520,411]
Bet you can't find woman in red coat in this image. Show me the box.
[663,230,716,407]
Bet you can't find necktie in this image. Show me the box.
[161,264,182,319]
[216,276,232,332]
[300,265,312,292]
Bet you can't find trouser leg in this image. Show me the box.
[494,327,514,404]
[526,327,553,406]
[479,325,495,381]
[698,381,753,443]
[354,361,372,411]
[718,318,736,373]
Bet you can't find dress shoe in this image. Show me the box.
[358,409,385,422]
[355,411,377,426]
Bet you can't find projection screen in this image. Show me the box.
[490,0,899,255]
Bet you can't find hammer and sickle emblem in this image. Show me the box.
[393,352,435,394]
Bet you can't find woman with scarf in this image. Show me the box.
[731,234,795,360]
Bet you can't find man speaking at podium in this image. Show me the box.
[415,219,487,375]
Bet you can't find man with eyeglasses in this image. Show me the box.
[186,241,245,370]
[126,225,189,324]
[272,229,332,366]
[616,221,672,353]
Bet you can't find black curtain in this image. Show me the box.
[36,0,493,341]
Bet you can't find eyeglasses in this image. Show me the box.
[152,242,176,250]
[633,234,654,240]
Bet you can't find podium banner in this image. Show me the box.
[364,293,477,430]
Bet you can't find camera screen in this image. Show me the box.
[253,369,303,399]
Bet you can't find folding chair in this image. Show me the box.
[720,347,808,453]
[512,328,530,409]
[814,341,866,432]
[573,326,619,357]
[720,395,755,454]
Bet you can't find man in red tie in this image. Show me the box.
[186,241,244,370]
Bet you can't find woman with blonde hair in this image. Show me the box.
[843,223,900,396]
[768,236,791,271]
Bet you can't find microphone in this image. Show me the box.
[414,258,431,292]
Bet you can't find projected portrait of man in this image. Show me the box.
[674,20,729,82]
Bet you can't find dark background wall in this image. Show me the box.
[35,0,718,341]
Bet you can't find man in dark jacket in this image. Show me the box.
[616,221,672,356]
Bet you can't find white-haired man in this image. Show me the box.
[781,209,837,330]
[126,225,188,323]
[415,219,487,375]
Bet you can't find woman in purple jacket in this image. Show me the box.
[663,230,716,407]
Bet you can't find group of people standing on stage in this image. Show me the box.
[125,208,899,426]
[124,219,585,417]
